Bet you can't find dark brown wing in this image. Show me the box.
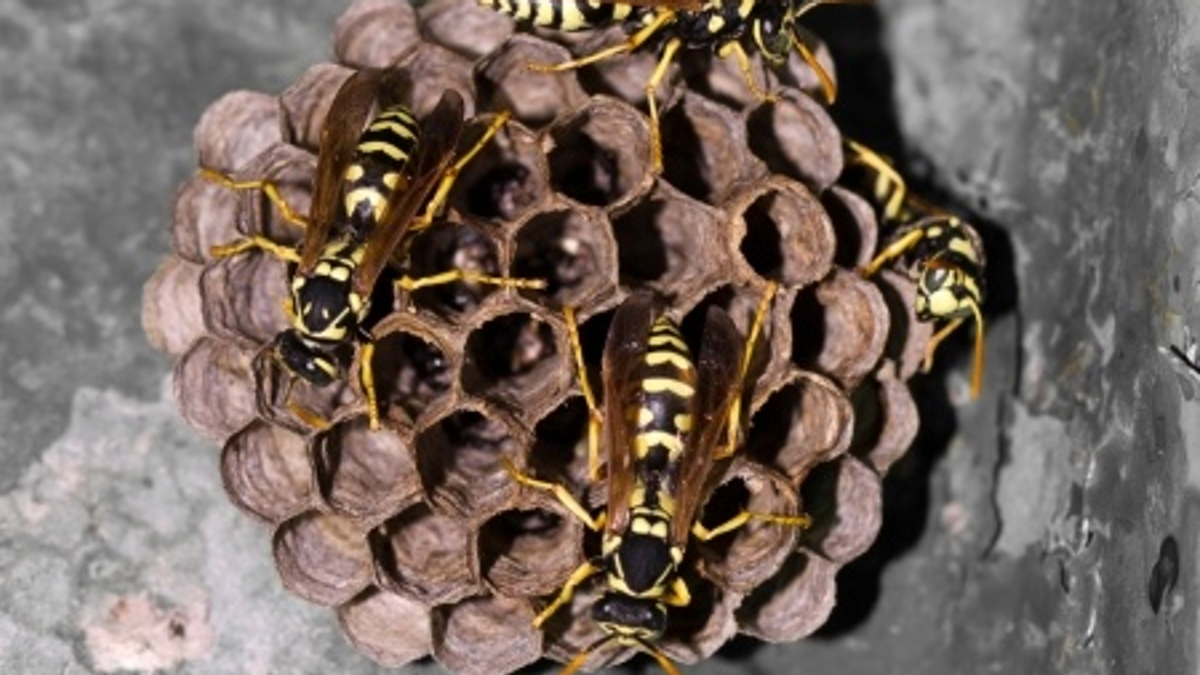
[351,89,466,297]
[297,68,392,273]
[601,293,656,537]
[669,305,746,546]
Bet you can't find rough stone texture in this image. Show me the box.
[2,2,1196,675]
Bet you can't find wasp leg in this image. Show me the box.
[199,167,311,230]
[407,111,513,237]
[922,306,986,400]
[564,305,605,482]
[210,234,302,263]
[718,41,779,105]
[717,281,778,460]
[500,457,603,532]
[691,508,812,541]
[526,9,676,74]
[359,341,383,430]
[860,226,926,279]
[843,138,907,222]
[531,559,601,628]
[395,269,546,292]
[643,37,683,173]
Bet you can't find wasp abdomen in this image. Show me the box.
[343,106,421,230]
[479,0,638,32]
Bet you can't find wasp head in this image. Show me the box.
[915,257,983,323]
[274,329,340,386]
[592,594,668,643]
[750,3,793,65]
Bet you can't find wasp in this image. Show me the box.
[201,67,543,430]
[504,284,809,675]
[479,0,867,170]
[843,138,987,398]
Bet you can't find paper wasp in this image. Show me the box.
[202,67,542,430]
[843,138,987,398]
[479,0,868,170]
[504,284,809,675]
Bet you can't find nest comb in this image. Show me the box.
[142,0,934,673]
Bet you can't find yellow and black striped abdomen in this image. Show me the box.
[632,316,696,471]
[478,0,637,32]
[342,105,420,232]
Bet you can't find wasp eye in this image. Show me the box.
[276,331,338,386]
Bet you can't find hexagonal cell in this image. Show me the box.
[659,91,763,205]
[677,282,787,399]
[849,361,920,475]
[193,90,282,175]
[361,316,455,428]
[798,456,883,564]
[220,419,314,525]
[873,268,937,381]
[199,251,288,346]
[401,219,520,317]
[575,38,662,109]
[278,62,354,152]
[172,336,257,443]
[414,405,526,522]
[474,34,590,129]
[142,256,206,358]
[419,0,514,59]
[823,184,880,269]
[449,117,548,225]
[371,501,477,606]
[196,141,316,255]
[546,98,653,209]
[273,510,374,607]
[311,416,422,526]
[337,586,432,667]
[333,0,421,69]
[612,183,724,296]
[693,459,803,595]
[432,594,543,675]
[745,92,843,192]
[744,368,853,483]
[725,176,836,289]
[511,207,617,306]
[395,42,477,119]
[735,550,838,643]
[460,308,569,418]
[524,396,590,488]
[476,490,585,598]
[789,268,890,390]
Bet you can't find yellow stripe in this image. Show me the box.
[367,118,418,140]
[635,430,684,456]
[645,349,693,371]
[535,0,554,26]
[673,413,692,433]
[513,0,532,20]
[647,331,688,352]
[560,0,588,30]
[358,140,408,161]
[643,377,694,398]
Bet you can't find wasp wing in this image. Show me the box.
[351,89,467,297]
[297,68,399,273]
[600,293,657,537]
[669,305,748,546]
